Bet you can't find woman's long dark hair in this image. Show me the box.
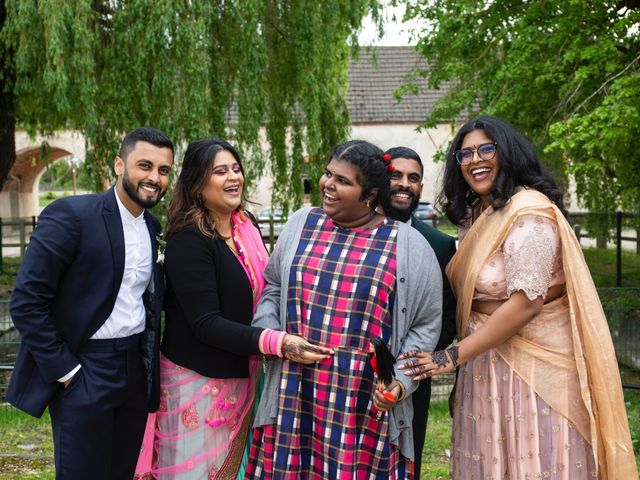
[438,115,567,226]
[167,138,246,238]
[330,140,391,213]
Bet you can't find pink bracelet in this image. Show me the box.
[275,332,287,358]
[268,330,280,357]
[259,329,287,357]
[258,330,268,355]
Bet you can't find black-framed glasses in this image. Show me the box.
[454,142,497,165]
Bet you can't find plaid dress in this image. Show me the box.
[246,209,413,479]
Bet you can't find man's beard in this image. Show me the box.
[388,191,419,222]
[122,169,166,210]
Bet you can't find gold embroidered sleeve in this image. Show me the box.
[503,215,560,301]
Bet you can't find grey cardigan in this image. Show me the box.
[251,207,443,461]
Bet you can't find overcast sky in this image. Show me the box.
[358,3,424,46]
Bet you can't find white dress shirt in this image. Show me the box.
[92,189,153,339]
[59,190,153,382]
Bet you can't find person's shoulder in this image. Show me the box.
[168,225,207,241]
[397,221,431,250]
[281,206,315,231]
[40,192,103,219]
[411,216,455,245]
[290,206,314,220]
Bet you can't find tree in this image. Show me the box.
[401,0,640,216]
[0,0,16,188]
[0,0,380,212]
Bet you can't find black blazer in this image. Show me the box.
[160,227,263,379]
[7,188,163,417]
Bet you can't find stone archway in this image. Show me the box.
[0,145,74,218]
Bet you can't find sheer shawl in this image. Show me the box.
[446,188,637,479]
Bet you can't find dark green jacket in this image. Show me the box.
[411,215,457,349]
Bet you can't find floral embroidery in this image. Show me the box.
[181,404,200,430]
[503,215,558,300]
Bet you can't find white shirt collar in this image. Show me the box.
[114,187,145,223]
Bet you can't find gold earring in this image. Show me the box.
[365,199,371,209]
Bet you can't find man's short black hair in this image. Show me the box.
[384,146,424,178]
[118,127,174,159]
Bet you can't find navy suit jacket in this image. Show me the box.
[7,188,163,417]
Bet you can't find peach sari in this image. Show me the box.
[446,189,636,479]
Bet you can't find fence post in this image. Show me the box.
[616,211,622,287]
[573,224,581,246]
[19,218,26,256]
[0,218,3,272]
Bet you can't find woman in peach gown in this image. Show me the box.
[399,116,637,479]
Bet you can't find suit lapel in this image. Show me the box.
[143,210,160,329]
[103,188,126,298]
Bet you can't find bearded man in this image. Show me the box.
[8,127,174,479]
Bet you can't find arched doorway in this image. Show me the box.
[0,145,76,218]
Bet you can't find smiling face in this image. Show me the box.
[389,157,423,221]
[114,140,173,216]
[200,149,244,217]
[319,158,375,226]
[459,129,500,207]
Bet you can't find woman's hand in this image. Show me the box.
[372,379,402,413]
[282,335,334,364]
[398,347,459,381]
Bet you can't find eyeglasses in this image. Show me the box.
[454,142,497,165]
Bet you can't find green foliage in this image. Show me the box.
[0,256,21,290]
[401,0,640,215]
[39,159,91,192]
[2,0,381,208]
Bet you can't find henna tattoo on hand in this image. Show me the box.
[431,350,450,368]
[282,339,325,362]
[446,346,459,367]
[282,341,308,362]
[399,349,421,359]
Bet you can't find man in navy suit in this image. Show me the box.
[385,146,457,478]
[8,127,174,479]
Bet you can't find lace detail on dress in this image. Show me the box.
[503,215,559,301]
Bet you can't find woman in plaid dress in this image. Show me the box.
[245,140,443,479]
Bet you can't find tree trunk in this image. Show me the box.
[0,0,17,189]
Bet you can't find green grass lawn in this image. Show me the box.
[0,409,55,479]
[582,247,640,287]
[1,394,637,478]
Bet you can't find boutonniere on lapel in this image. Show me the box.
[156,234,167,265]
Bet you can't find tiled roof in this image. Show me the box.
[347,46,449,123]
[227,46,447,125]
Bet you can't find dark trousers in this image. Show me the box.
[49,335,148,480]
[412,378,432,479]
